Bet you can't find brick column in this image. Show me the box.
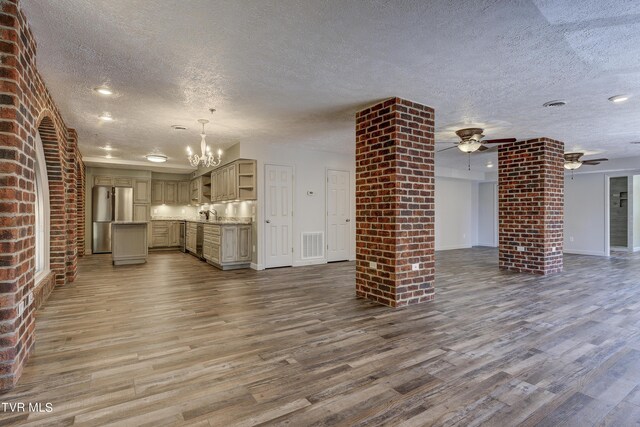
[498,137,564,274]
[355,97,435,307]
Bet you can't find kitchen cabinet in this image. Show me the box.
[151,181,164,204]
[149,180,189,205]
[151,221,169,247]
[185,222,198,253]
[164,181,178,204]
[190,176,211,205]
[114,177,133,187]
[94,176,113,186]
[178,181,190,205]
[133,179,151,204]
[210,160,256,202]
[202,223,252,269]
[150,221,183,248]
[133,204,149,222]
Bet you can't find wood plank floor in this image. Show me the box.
[2,248,640,426]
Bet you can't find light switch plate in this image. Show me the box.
[369,261,377,269]
[412,263,419,271]
[517,246,525,252]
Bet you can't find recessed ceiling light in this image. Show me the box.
[145,154,168,163]
[99,112,114,121]
[608,95,629,103]
[94,86,113,96]
[171,125,187,130]
[543,100,567,107]
[100,145,113,151]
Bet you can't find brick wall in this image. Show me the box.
[355,97,435,307]
[77,151,85,257]
[498,137,564,274]
[0,0,83,390]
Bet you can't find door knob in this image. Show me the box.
[266,220,271,223]
[346,219,350,222]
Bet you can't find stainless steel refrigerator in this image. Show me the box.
[92,186,133,253]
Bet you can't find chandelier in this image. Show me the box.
[187,113,222,168]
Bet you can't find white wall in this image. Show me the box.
[564,173,607,256]
[478,182,498,247]
[240,142,356,269]
[435,177,478,250]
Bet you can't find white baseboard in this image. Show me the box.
[563,249,606,257]
[436,244,473,251]
[250,263,264,271]
[634,247,640,253]
[476,243,498,248]
[293,258,327,267]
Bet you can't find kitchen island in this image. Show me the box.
[184,219,252,270]
[111,221,148,265]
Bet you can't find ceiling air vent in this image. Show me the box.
[543,100,567,107]
[630,141,640,144]
[171,125,187,130]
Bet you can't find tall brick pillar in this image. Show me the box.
[498,137,564,274]
[355,97,435,307]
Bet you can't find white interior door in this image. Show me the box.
[327,169,350,262]
[265,165,293,268]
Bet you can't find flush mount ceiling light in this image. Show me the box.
[543,100,567,107]
[608,95,629,103]
[186,109,223,168]
[99,112,114,121]
[93,86,113,96]
[146,154,168,163]
[486,161,494,168]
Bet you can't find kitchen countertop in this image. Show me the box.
[112,221,149,225]
[151,217,251,225]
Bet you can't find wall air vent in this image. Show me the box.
[301,232,324,259]
[543,100,567,107]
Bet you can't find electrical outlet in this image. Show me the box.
[27,292,33,306]
[17,300,24,317]
[153,208,158,214]
[369,261,377,269]
[517,246,525,252]
[411,263,420,271]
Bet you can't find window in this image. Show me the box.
[34,133,50,281]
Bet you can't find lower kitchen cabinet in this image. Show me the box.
[150,221,183,249]
[185,222,197,254]
[202,224,252,269]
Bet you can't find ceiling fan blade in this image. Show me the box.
[582,158,608,163]
[483,138,517,144]
[437,145,458,153]
[477,145,492,152]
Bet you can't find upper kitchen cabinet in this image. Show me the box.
[151,180,191,205]
[178,181,190,205]
[164,181,178,204]
[94,176,113,186]
[190,175,211,205]
[133,179,151,204]
[151,181,164,204]
[211,159,256,202]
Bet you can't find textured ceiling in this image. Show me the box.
[21,0,640,171]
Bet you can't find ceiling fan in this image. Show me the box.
[564,153,608,170]
[437,128,517,153]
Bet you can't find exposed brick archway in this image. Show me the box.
[37,115,67,287]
